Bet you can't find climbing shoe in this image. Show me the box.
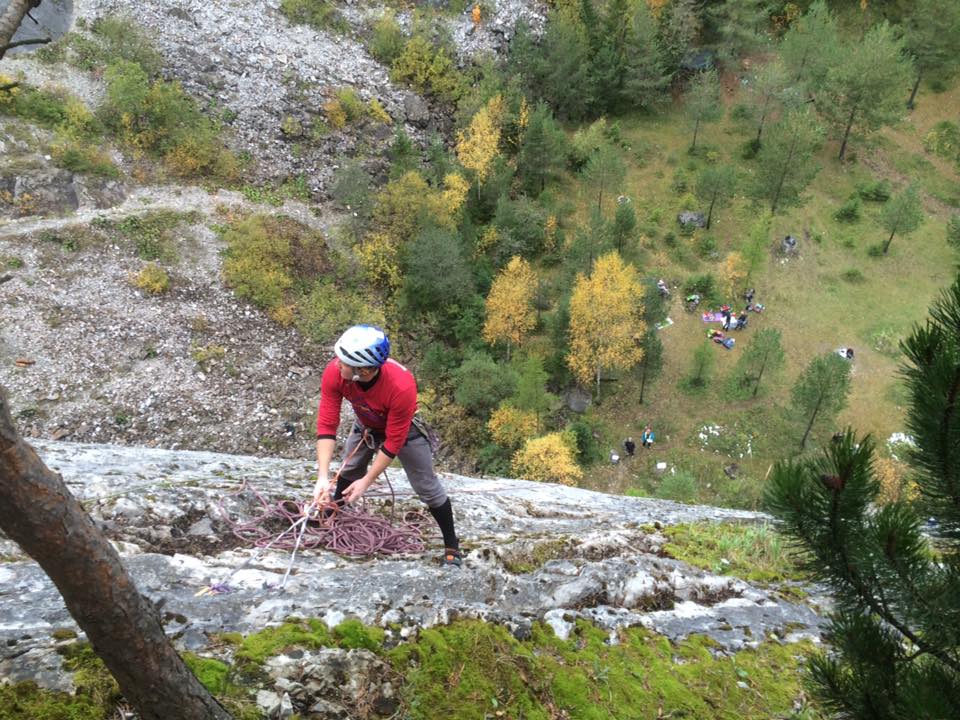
[439,548,463,568]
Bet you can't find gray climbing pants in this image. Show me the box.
[336,422,448,509]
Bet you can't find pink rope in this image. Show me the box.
[218,482,427,557]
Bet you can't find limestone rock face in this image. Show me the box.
[0,440,827,693]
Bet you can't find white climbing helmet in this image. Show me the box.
[334,325,390,367]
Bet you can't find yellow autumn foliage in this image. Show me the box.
[357,232,403,292]
[488,405,539,450]
[457,96,502,187]
[544,215,558,251]
[438,172,470,220]
[483,256,538,354]
[476,226,499,256]
[722,251,747,302]
[567,252,645,390]
[512,431,583,486]
[875,456,918,505]
[0,75,18,104]
[646,0,670,18]
[373,171,465,245]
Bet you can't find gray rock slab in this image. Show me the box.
[0,440,828,690]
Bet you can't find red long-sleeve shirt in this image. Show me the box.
[316,358,418,457]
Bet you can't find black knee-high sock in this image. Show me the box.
[329,476,355,509]
[428,498,459,550]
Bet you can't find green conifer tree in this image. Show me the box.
[766,276,960,718]
[791,353,851,450]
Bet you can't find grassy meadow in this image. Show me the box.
[557,79,960,507]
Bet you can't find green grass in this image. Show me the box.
[662,521,807,583]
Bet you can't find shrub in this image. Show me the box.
[51,142,119,177]
[488,405,539,450]
[696,234,718,258]
[100,60,238,180]
[740,138,761,159]
[670,169,688,194]
[222,214,327,323]
[867,243,885,257]
[841,268,865,283]
[280,115,304,138]
[923,120,960,164]
[2,85,69,127]
[297,280,385,345]
[654,470,698,503]
[132,262,170,294]
[512,431,583,486]
[683,273,719,304]
[323,98,347,129]
[452,351,517,416]
[369,10,406,65]
[335,87,366,123]
[566,418,604,465]
[280,0,347,33]
[856,179,892,202]
[730,103,753,122]
[367,98,391,124]
[391,36,463,102]
[833,196,861,223]
[948,215,960,249]
[87,16,163,76]
[114,210,195,262]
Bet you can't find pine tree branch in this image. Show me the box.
[939,366,960,506]
[0,35,50,53]
[828,489,960,673]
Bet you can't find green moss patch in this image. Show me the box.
[391,619,819,719]
[662,521,808,584]
[234,617,333,668]
[333,618,385,651]
[0,681,109,720]
[502,538,572,574]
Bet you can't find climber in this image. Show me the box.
[312,325,463,567]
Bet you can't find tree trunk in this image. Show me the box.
[883,228,896,255]
[800,395,822,450]
[907,71,922,110]
[756,95,770,144]
[0,388,233,720]
[0,0,40,60]
[691,117,700,151]
[595,366,601,400]
[838,107,856,162]
[752,355,767,398]
[706,193,717,229]
[771,130,800,214]
[639,361,648,404]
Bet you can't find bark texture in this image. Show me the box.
[0,387,232,720]
[0,0,42,60]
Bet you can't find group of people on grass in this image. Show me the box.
[702,288,766,350]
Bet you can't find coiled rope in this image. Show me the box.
[197,430,426,595]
